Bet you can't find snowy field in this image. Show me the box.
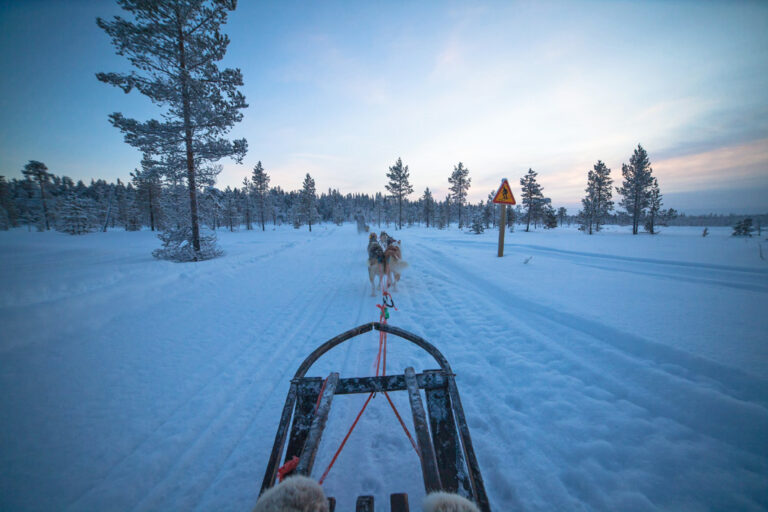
[1,224,767,511]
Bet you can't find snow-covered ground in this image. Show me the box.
[1,224,766,511]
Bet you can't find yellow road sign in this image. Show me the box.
[492,179,516,204]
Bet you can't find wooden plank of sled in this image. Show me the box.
[446,374,491,511]
[335,372,446,395]
[423,370,471,494]
[404,366,442,492]
[296,372,339,476]
[390,493,410,512]
[356,495,374,511]
[260,380,299,493]
[285,377,322,461]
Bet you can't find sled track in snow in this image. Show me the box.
[404,239,768,510]
[66,229,353,511]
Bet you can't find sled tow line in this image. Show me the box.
[316,275,419,486]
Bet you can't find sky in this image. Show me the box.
[1,0,767,214]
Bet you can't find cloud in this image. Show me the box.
[653,139,768,193]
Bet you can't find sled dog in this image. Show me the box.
[367,233,385,296]
[384,239,408,290]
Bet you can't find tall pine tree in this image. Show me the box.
[21,160,52,230]
[580,160,613,234]
[385,157,413,229]
[617,144,654,235]
[422,187,434,228]
[644,177,662,234]
[520,168,544,232]
[97,0,247,260]
[301,173,317,231]
[448,162,471,228]
[251,161,270,231]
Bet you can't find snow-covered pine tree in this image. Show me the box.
[222,186,238,231]
[385,157,414,229]
[58,192,91,235]
[291,196,302,229]
[579,196,594,233]
[0,176,15,229]
[542,202,558,229]
[520,168,544,232]
[448,162,471,229]
[97,0,247,260]
[732,218,755,237]
[617,145,654,235]
[241,177,253,230]
[301,173,317,231]
[557,207,568,227]
[21,160,52,230]
[331,190,344,225]
[470,212,484,234]
[422,187,434,228]
[251,161,270,231]
[644,178,662,234]
[131,155,162,231]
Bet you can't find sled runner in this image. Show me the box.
[260,322,490,511]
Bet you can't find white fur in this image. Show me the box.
[423,492,480,512]
[253,476,328,512]
[367,259,385,296]
[384,241,407,291]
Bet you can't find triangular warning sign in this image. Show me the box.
[492,179,516,204]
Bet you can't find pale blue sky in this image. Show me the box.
[1,0,767,213]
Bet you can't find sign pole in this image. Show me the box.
[498,204,506,257]
[492,178,515,258]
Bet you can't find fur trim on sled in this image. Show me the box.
[253,476,328,512]
[423,492,480,512]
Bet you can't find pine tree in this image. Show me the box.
[733,218,755,237]
[580,160,614,234]
[0,176,16,229]
[331,190,344,225]
[557,207,567,227]
[58,193,91,235]
[251,161,270,231]
[301,173,317,231]
[448,162,471,228]
[240,177,253,230]
[97,0,247,260]
[131,155,162,231]
[21,160,52,230]
[617,145,654,235]
[542,203,558,229]
[422,187,434,228]
[385,157,413,229]
[470,212,484,234]
[520,168,544,232]
[644,178,662,234]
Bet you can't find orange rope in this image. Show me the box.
[317,392,374,485]
[317,267,419,486]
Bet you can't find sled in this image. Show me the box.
[260,322,490,511]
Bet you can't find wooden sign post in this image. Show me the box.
[492,178,516,257]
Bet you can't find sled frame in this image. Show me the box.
[260,322,490,511]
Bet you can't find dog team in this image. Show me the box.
[367,230,407,296]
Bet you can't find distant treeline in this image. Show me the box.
[2,165,763,235]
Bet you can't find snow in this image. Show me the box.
[0,225,766,511]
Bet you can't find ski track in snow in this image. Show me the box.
[1,226,767,511]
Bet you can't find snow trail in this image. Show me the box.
[1,226,766,511]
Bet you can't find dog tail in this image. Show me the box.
[390,260,408,272]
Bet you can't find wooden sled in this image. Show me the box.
[260,322,490,511]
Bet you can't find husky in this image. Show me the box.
[384,239,408,291]
[367,233,385,296]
